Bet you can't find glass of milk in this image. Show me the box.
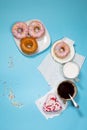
[63,62,80,81]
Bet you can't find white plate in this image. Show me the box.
[13,19,51,56]
[51,39,75,64]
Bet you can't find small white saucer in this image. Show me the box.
[13,19,51,56]
[51,39,75,64]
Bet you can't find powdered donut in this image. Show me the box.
[20,37,38,54]
[53,41,70,59]
[28,21,45,38]
[12,22,28,39]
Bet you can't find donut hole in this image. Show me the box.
[34,26,40,33]
[17,28,23,33]
[26,42,33,48]
[60,47,65,52]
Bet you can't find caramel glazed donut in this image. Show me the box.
[53,41,70,59]
[28,20,45,38]
[20,37,38,54]
[12,22,28,39]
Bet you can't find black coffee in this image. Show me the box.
[57,81,75,99]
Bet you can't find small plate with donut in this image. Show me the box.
[51,39,75,64]
[12,19,51,56]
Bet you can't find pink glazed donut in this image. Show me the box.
[54,41,70,59]
[12,22,28,39]
[28,20,45,38]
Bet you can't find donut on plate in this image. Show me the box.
[53,41,70,59]
[12,22,28,39]
[20,37,38,54]
[28,20,45,38]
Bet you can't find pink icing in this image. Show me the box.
[54,42,70,58]
[12,22,28,39]
[28,21,45,38]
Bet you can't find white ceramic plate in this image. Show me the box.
[51,40,75,64]
[13,19,51,56]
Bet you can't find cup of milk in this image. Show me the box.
[63,62,80,81]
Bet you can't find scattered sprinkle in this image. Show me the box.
[11,101,24,108]
[8,89,15,100]
[8,57,14,68]
[0,81,24,108]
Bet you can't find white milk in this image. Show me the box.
[63,62,80,79]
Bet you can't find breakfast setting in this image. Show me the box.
[0,1,87,130]
[11,18,85,119]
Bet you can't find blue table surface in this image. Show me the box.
[0,0,87,130]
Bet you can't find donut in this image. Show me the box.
[53,41,70,59]
[28,20,45,38]
[12,22,28,39]
[43,94,62,112]
[20,37,38,54]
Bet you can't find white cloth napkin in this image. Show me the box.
[38,53,85,88]
[36,87,67,119]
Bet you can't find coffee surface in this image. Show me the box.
[57,81,75,99]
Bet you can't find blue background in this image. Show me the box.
[0,0,87,130]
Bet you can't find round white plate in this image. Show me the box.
[13,19,51,56]
[51,40,75,64]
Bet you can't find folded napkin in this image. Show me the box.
[36,87,67,119]
[38,53,85,88]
